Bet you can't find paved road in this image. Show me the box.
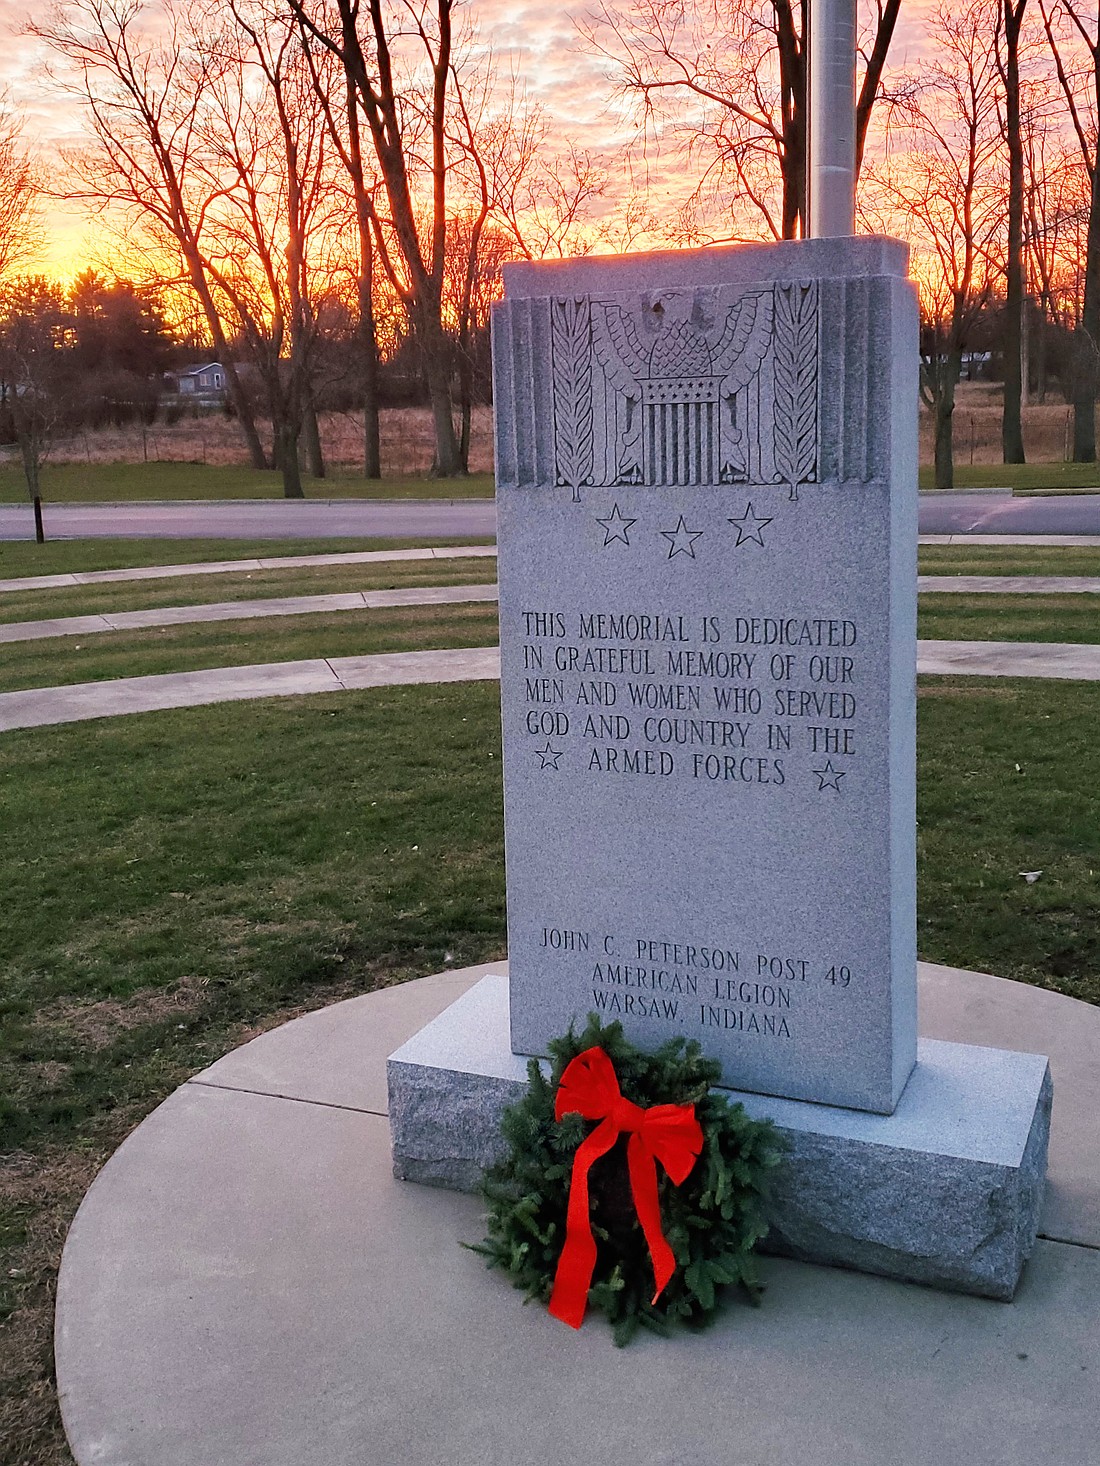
[918,492,1100,535]
[0,498,497,541]
[3,492,1099,541]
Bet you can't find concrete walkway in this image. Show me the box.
[0,534,1095,599]
[0,582,499,644]
[919,574,1100,593]
[5,576,1093,647]
[53,960,1100,1466]
[0,542,496,594]
[2,639,1098,733]
[0,647,502,731]
[918,639,1100,679]
[921,532,1100,546]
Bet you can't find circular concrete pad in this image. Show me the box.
[55,963,1100,1466]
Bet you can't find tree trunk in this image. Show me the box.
[304,396,326,479]
[1073,166,1100,459]
[1002,1,1026,463]
[33,493,45,544]
[278,420,305,498]
[933,358,959,490]
[360,260,381,479]
[420,317,462,476]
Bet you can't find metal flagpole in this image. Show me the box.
[807,0,857,237]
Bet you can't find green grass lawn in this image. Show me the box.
[0,557,497,626]
[0,462,494,505]
[0,535,493,580]
[1,675,1098,1462]
[918,462,1100,491]
[918,546,1100,576]
[917,678,1100,1002]
[0,603,500,693]
[917,594,1100,644]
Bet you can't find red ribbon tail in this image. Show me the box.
[627,1135,677,1306]
[549,1119,618,1329]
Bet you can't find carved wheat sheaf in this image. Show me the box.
[551,297,595,502]
[773,280,819,501]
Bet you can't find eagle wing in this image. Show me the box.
[710,289,775,397]
[592,301,648,396]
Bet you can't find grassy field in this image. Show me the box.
[918,546,1100,576]
[0,557,497,626]
[0,602,499,693]
[0,461,494,505]
[918,462,1100,491]
[1,675,1098,1463]
[2,540,1094,586]
[917,679,1100,1002]
[0,535,493,579]
[917,594,1100,644]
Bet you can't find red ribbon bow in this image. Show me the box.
[548,1045,704,1330]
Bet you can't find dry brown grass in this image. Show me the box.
[31,974,211,1053]
[918,382,1081,466]
[1,388,1085,475]
[26,407,495,477]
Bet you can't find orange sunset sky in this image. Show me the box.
[0,0,943,281]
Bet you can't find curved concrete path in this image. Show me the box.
[4,577,1094,648]
[0,543,496,595]
[0,582,499,644]
[0,537,1094,600]
[0,646,502,730]
[54,960,1100,1466]
[3,640,1100,733]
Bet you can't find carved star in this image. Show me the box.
[660,515,704,560]
[536,741,564,770]
[596,503,637,547]
[728,501,773,547]
[813,761,846,792]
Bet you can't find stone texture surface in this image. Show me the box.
[388,974,1052,1299]
[493,237,919,1112]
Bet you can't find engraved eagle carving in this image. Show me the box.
[590,288,775,486]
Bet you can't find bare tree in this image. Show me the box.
[1039,0,1100,460]
[198,0,338,496]
[485,92,608,261]
[0,108,42,286]
[579,0,902,241]
[33,0,270,471]
[870,2,1003,489]
[288,0,476,476]
[999,0,1029,463]
[0,279,68,542]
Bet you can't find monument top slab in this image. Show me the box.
[502,236,909,298]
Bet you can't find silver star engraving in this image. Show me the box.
[728,501,773,547]
[660,515,704,559]
[536,741,564,770]
[813,760,846,792]
[595,503,637,547]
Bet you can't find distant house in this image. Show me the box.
[164,363,228,403]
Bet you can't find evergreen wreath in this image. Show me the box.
[473,1014,783,1345]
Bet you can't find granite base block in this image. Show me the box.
[387,973,1052,1301]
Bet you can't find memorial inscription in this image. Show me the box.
[494,239,918,1113]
